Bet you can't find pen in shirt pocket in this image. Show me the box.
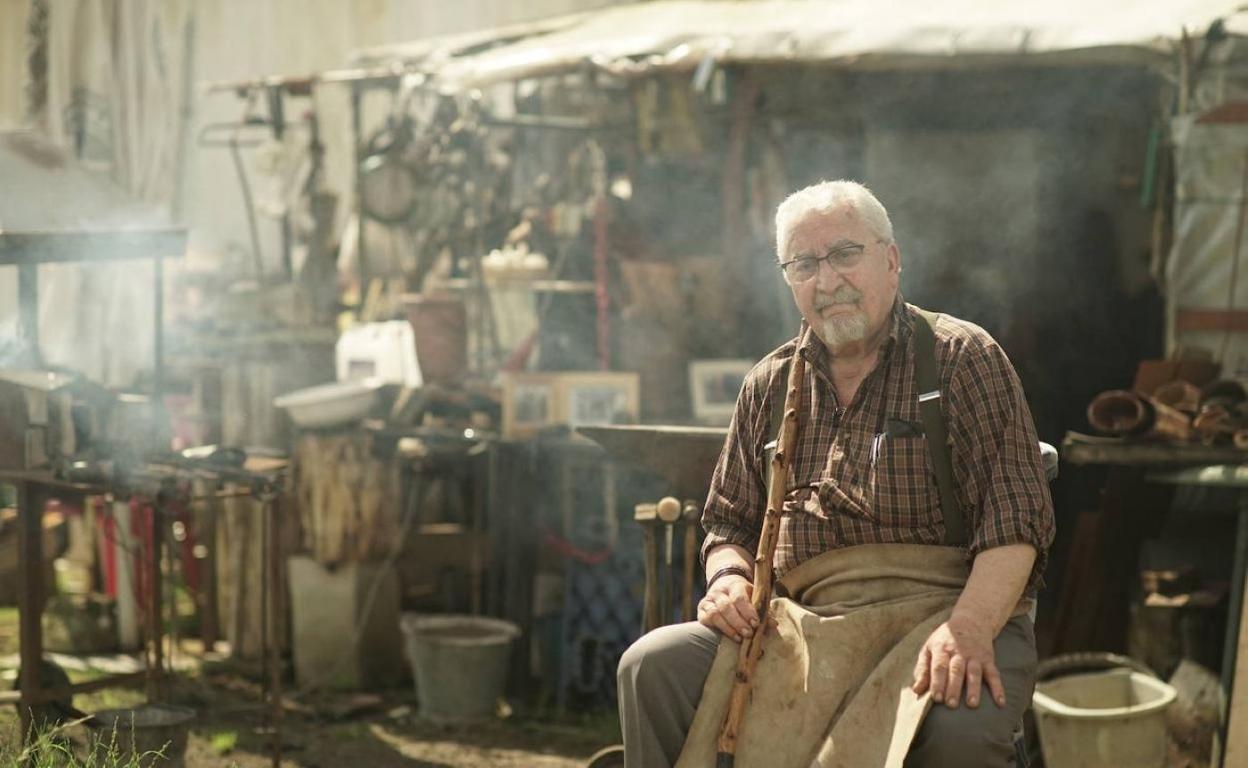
[870,418,924,468]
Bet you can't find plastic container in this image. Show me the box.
[1032,653,1176,768]
[86,704,196,767]
[336,320,422,386]
[400,613,520,722]
[273,379,384,429]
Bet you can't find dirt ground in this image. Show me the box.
[1,670,616,767]
[0,609,617,768]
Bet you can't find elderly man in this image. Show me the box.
[617,180,1055,767]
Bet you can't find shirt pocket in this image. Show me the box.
[869,434,942,530]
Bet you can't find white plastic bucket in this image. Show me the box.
[400,613,520,722]
[1032,657,1176,768]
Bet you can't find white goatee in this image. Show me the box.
[813,285,868,349]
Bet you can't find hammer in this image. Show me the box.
[657,497,682,627]
[681,500,700,622]
[634,503,661,633]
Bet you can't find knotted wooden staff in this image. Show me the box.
[716,325,810,768]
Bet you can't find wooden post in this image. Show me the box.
[635,504,660,634]
[268,494,284,768]
[681,501,700,623]
[1219,502,1248,767]
[16,481,44,745]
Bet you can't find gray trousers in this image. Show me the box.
[617,615,1037,768]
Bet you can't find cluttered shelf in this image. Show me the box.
[1062,431,1248,468]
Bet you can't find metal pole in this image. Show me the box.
[267,86,293,280]
[351,83,369,316]
[153,257,164,449]
[148,501,164,700]
[18,263,38,364]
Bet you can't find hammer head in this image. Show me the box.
[656,496,682,523]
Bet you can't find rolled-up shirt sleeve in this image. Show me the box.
[947,336,1056,592]
[700,366,770,566]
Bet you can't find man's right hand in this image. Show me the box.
[697,575,760,642]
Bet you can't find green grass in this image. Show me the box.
[0,718,167,767]
[209,729,237,755]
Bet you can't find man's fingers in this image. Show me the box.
[964,660,983,708]
[731,594,761,627]
[706,611,738,640]
[984,662,1007,707]
[912,646,931,694]
[699,596,752,641]
[945,655,967,707]
[929,651,950,704]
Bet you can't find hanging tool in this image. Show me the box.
[635,503,660,633]
[656,496,681,627]
[681,500,700,622]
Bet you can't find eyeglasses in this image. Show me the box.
[778,242,871,283]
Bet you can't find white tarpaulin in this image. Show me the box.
[353,0,1248,90]
[1169,109,1248,375]
[0,0,192,386]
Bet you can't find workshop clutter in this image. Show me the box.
[1084,352,1248,446]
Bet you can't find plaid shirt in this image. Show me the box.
[702,298,1055,593]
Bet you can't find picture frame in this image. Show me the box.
[558,372,640,428]
[500,373,558,438]
[689,359,753,426]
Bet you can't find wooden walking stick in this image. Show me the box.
[716,326,810,767]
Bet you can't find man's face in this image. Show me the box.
[780,205,901,353]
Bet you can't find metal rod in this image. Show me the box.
[267,86,293,280]
[17,263,38,363]
[147,502,164,701]
[153,255,165,449]
[351,82,369,317]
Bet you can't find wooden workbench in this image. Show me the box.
[0,470,158,742]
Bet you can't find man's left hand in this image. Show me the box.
[911,615,1005,709]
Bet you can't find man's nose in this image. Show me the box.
[815,258,843,292]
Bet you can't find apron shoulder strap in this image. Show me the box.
[912,309,966,548]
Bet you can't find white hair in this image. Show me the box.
[775,180,894,258]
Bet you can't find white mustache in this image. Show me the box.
[814,286,863,310]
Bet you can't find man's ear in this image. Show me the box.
[887,242,902,276]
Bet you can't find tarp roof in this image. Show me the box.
[352,0,1246,91]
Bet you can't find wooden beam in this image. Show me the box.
[1177,309,1248,334]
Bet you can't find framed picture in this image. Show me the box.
[559,372,640,428]
[689,359,753,426]
[501,373,557,438]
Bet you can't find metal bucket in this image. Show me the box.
[86,703,196,767]
[400,613,520,722]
